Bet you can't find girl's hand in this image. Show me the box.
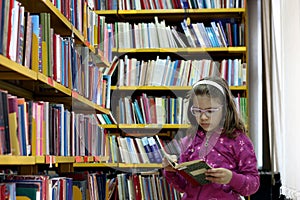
[205,168,233,184]
[162,155,177,172]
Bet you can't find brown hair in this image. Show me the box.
[186,77,245,138]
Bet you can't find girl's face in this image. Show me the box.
[191,95,223,132]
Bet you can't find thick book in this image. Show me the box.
[155,135,212,186]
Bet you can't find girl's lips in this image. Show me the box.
[201,123,210,127]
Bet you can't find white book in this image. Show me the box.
[181,20,196,47]
[125,137,139,163]
[96,114,107,124]
[146,60,155,86]
[197,23,212,47]
[162,59,172,86]
[176,97,183,124]
[127,178,135,200]
[130,58,137,86]
[152,57,166,86]
[182,98,190,124]
[155,97,164,124]
[134,23,141,49]
[135,0,142,9]
[9,1,20,62]
[171,26,187,48]
[192,23,206,47]
[116,137,125,163]
[135,138,150,163]
[118,59,125,86]
[119,137,132,163]
[141,23,149,48]
[124,97,133,124]
[166,26,177,48]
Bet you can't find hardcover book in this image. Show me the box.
[155,135,212,186]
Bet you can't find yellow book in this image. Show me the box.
[94,25,98,46]
[9,113,20,155]
[42,41,48,76]
[73,185,82,200]
[109,135,114,162]
[31,106,37,156]
[31,34,39,72]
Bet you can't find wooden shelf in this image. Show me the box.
[118,124,191,129]
[113,47,246,53]
[71,91,110,114]
[117,8,245,15]
[111,85,246,91]
[0,156,35,165]
[115,8,245,22]
[100,124,118,129]
[118,163,162,168]
[111,86,192,90]
[37,73,72,96]
[94,10,118,15]
[73,163,118,168]
[0,55,37,80]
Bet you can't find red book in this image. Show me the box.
[132,174,142,200]
[5,0,14,58]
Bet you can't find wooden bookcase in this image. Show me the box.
[0,0,249,198]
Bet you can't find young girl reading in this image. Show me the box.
[163,77,260,200]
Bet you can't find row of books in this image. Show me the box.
[0,0,113,71]
[1,174,73,200]
[0,171,180,200]
[0,171,117,200]
[114,17,244,48]
[117,93,247,125]
[110,135,182,164]
[114,0,245,10]
[48,0,116,52]
[116,56,246,87]
[90,0,118,10]
[117,173,181,200]
[0,89,114,157]
[182,19,245,48]
[117,95,189,125]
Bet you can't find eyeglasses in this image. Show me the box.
[190,106,222,117]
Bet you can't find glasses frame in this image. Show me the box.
[190,106,223,117]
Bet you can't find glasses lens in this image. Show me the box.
[190,107,221,117]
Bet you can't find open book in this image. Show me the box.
[155,135,212,186]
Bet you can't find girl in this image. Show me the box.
[163,77,260,200]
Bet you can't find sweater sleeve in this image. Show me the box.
[228,134,260,196]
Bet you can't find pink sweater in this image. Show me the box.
[164,130,260,200]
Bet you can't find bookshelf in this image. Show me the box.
[0,0,249,199]
[0,0,117,198]
[100,5,249,200]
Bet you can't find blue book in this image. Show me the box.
[227,59,232,86]
[103,75,111,109]
[134,100,144,124]
[232,23,238,46]
[141,137,155,163]
[92,64,98,103]
[148,137,162,163]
